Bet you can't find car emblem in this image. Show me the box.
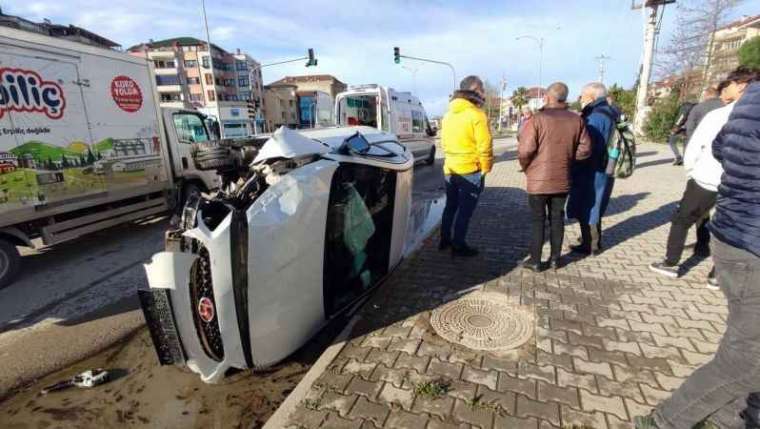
[198,297,215,323]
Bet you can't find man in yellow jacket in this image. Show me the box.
[440,76,494,257]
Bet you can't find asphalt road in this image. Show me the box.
[0,136,516,397]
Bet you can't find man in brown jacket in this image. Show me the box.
[518,82,592,271]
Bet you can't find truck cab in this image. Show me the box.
[335,85,437,165]
[161,108,222,200]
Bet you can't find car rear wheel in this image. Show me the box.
[0,238,21,289]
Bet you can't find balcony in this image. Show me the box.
[155,67,179,75]
[156,85,182,93]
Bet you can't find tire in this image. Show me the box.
[0,238,21,289]
[425,145,436,166]
[182,182,203,206]
[194,146,233,171]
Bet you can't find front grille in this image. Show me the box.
[189,245,224,361]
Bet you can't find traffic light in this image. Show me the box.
[394,47,400,64]
[306,48,317,67]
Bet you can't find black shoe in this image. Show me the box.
[549,259,561,271]
[707,269,719,290]
[521,259,543,273]
[633,415,659,429]
[452,245,479,257]
[438,239,451,251]
[569,244,591,255]
[672,159,683,166]
[648,261,679,278]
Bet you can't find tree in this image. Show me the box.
[644,91,681,142]
[739,36,760,70]
[511,87,529,111]
[608,84,637,119]
[657,0,743,96]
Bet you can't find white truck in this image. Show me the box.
[0,27,228,287]
[335,84,437,165]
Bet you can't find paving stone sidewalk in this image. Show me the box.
[283,143,730,429]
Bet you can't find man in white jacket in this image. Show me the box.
[649,92,736,284]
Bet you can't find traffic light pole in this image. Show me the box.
[398,54,457,90]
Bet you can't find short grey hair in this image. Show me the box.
[582,82,607,99]
[460,75,484,91]
[546,82,569,102]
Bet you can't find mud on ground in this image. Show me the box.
[0,323,342,429]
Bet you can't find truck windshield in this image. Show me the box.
[173,113,210,143]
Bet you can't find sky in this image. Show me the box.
[4,0,758,115]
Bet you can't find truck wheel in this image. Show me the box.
[425,146,436,166]
[0,238,21,289]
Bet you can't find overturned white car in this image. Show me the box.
[138,126,413,383]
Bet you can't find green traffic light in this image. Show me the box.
[394,58,400,64]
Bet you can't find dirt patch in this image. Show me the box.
[0,325,335,429]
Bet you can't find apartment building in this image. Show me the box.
[263,84,299,131]
[267,74,347,99]
[128,37,265,137]
[705,15,760,86]
[0,8,119,49]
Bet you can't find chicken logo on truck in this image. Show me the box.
[0,68,66,119]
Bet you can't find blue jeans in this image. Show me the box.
[655,237,760,429]
[441,172,483,247]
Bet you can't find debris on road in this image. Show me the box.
[41,368,111,394]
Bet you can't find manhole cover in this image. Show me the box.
[430,292,534,351]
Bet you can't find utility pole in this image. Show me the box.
[498,76,507,132]
[595,53,612,84]
[201,0,224,139]
[632,0,674,134]
[516,35,544,99]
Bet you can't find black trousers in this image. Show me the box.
[528,193,568,263]
[665,179,717,266]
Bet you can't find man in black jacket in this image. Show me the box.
[667,101,694,165]
[636,77,760,429]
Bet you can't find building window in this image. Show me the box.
[202,56,210,68]
[189,93,203,102]
[187,76,201,85]
[205,74,213,85]
[289,100,294,107]
[207,90,216,101]
[184,59,198,68]
[281,111,286,119]
[236,61,248,71]
[160,93,182,102]
[239,91,251,100]
[154,60,176,69]
[155,75,180,86]
[238,78,250,87]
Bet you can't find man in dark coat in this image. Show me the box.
[518,82,592,271]
[635,78,760,429]
[567,82,618,256]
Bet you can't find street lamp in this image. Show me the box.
[402,65,420,94]
[515,35,544,100]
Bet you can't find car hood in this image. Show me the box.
[253,126,329,164]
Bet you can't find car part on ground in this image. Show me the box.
[139,126,414,383]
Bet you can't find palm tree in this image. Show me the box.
[511,87,529,111]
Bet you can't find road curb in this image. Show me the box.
[262,315,361,429]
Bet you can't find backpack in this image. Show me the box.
[600,111,637,179]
